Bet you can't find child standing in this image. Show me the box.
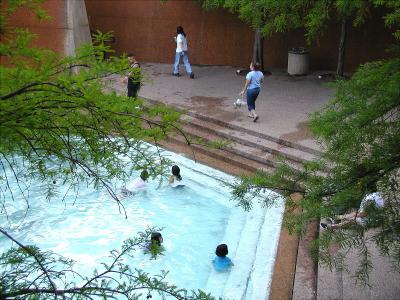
[213,244,233,271]
[124,53,141,98]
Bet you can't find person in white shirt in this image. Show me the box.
[321,192,385,229]
[172,26,194,79]
[168,165,185,188]
[122,169,149,196]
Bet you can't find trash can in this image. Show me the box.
[287,47,309,75]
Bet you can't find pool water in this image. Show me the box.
[0,148,284,299]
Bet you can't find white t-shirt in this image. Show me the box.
[359,192,384,213]
[176,34,188,52]
[170,177,185,188]
[125,178,146,192]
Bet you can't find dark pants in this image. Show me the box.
[246,87,260,111]
[127,78,140,97]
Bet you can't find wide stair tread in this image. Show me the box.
[181,112,321,157]
[179,116,313,171]
[161,133,273,174]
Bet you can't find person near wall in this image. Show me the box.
[172,26,194,79]
[240,62,264,122]
[123,53,141,98]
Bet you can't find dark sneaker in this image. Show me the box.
[172,73,180,77]
[190,73,195,79]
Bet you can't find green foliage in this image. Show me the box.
[0,0,50,34]
[371,0,400,39]
[230,58,400,284]
[0,2,214,299]
[200,0,400,41]
[0,228,216,299]
[0,24,182,215]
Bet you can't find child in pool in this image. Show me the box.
[150,232,163,246]
[122,170,149,196]
[144,232,164,258]
[213,244,233,271]
[168,165,184,187]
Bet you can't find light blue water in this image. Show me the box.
[0,148,284,299]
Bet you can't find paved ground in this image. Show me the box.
[138,63,334,151]
[113,63,400,299]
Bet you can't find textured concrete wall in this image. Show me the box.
[85,0,253,67]
[6,0,90,56]
[8,0,65,53]
[6,0,395,71]
[85,0,395,72]
[64,0,91,56]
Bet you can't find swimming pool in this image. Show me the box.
[0,147,284,299]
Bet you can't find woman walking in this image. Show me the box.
[240,62,264,122]
[172,26,194,79]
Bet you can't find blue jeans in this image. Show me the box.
[246,87,260,111]
[173,51,192,75]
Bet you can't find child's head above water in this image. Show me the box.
[151,232,163,246]
[140,169,149,181]
[171,165,182,180]
[215,244,228,257]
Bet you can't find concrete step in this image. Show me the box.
[143,96,321,173]
[178,112,317,171]
[161,133,273,174]
[143,96,322,158]
[177,121,305,172]
[181,110,322,157]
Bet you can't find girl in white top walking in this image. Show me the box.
[173,26,194,79]
[240,62,264,122]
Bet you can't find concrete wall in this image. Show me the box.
[5,0,395,72]
[64,0,91,56]
[7,0,65,53]
[5,0,90,56]
[85,0,395,72]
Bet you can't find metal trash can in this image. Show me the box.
[287,47,309,75]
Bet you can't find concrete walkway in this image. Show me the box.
[113,63,400,299]
[139,63,334,151]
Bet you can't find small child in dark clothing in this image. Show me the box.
[213,244,233,271]
[150,232,163,246]
[123,53,141,98]
[144,232,164,258]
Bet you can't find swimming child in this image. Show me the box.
[145,232,164,258]
[150,232,163,246]
[122,170,149,195]
[168,165,184,187]
[213,244,233,271]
